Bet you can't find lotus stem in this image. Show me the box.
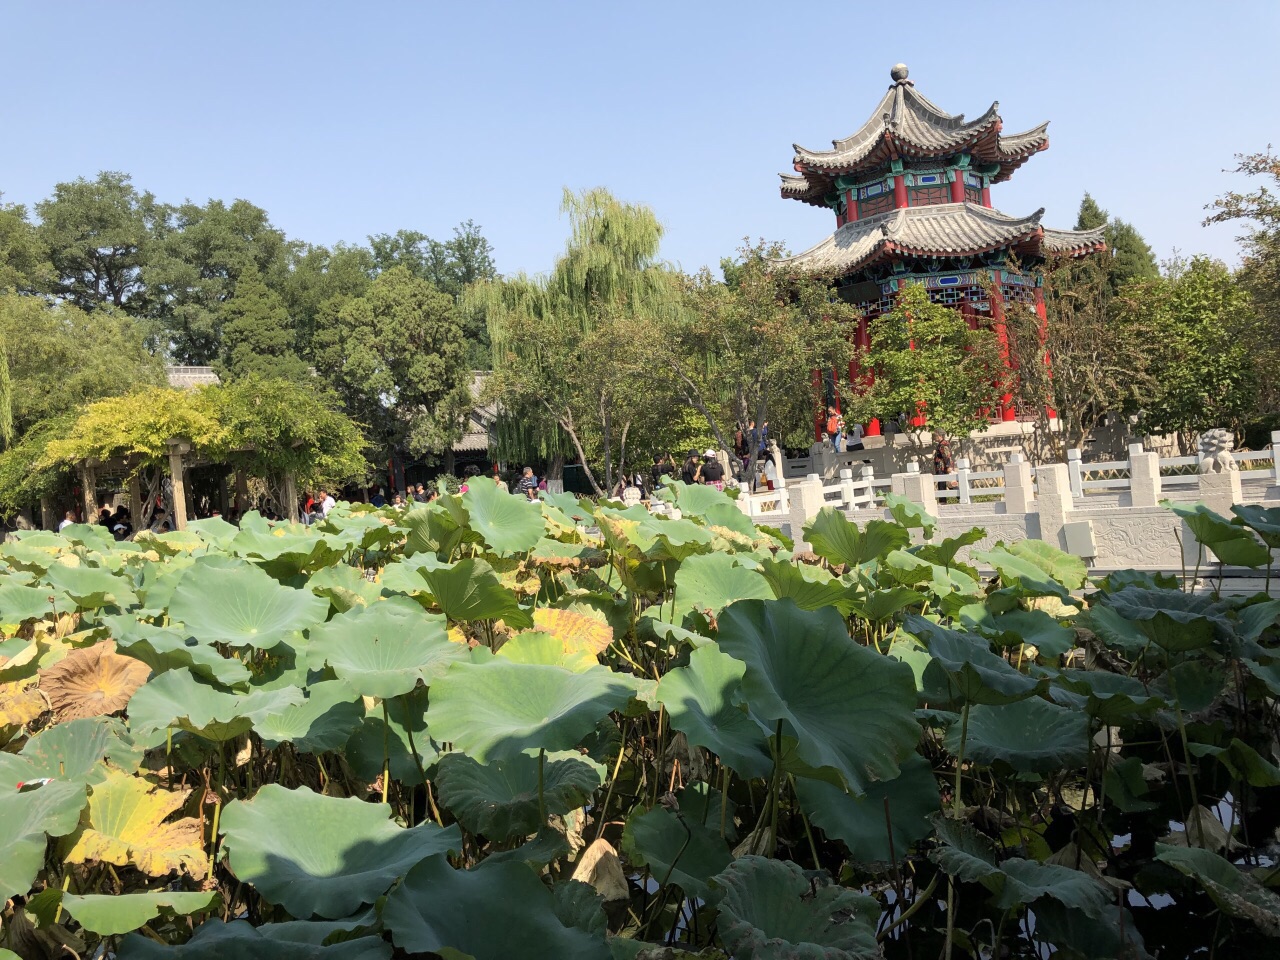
[720,765,730,841]
[768,719,784,858]
[381,700,390,805]
[537,748,547,826]
[877,870,939,940]
[594,728,630,843]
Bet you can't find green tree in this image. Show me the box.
[144,198,292,364]
[1121,257,1257,445]
[278,242,375,351]
[218,266,307,381]
[1074,192,1159,293]
[0,198,52,293]
[848,282,1007,443]
[314,266,470,477]
[35,172,163,311]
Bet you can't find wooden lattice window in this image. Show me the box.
[857,193,894,219]
[909,185,949,206]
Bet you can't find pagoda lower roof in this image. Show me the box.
[775,203,1106,277]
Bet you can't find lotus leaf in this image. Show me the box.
[0,677,44,726]
[42,562,137,610]
[915,527,986,569]
[19,716,141,785]
[126,668,305,742]
[1093,587,1232,652]
[1231,503,1280,548]
[497,631,599,672]
[220,784,461,918]
[306,598,462,698]
[883,492,937,538]
[0,780,87,901]
[0,582,54,628]
[306,564,382,612]
[106,615,252,687]
[927,815,1002,883]
[428,660,635,762]
[401,502,479,559]
[672,553,771,623]
[757,558,854,614]
[39,640,151,721]
[228,525,351,579]
[118,920,392,959]
[959,605,1075,658]
[343,686,438,782]
[483,825,573,867]
[974,545,1076,600]
[168,561,328,649]
[65,772,207,879]
[804,508,911,567]
[653,644,772,779]
[134,555,198,613]
[383,854,611,960]
[1155,843,1280,936]
[620,805,732,901]
[250,680,364,753]
[948,696,1088,773]
[852,586,928,622]
[713,856,881,960]
[908,616,1042,705]
[184,516,241,549]
[436,751,604,838]
[991,858,1113,919]
[795,754,940,863]
[1166,501,1271,566]
[531,606,613,658]
[462,475,547,556]
[417,557,533,628]
[1051,669,1164,723]
[28,889,219,936]
[718,599,918,792]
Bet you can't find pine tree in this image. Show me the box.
[1073,193,1159,292]
[218,266,307,381]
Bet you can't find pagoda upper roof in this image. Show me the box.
[782,65,1049,206]
[774,202,1106,277]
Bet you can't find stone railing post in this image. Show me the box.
[1271,430,1280,485]
[838,468,855,510]
[1003,451,1035,514]
[1036,462,1073,550]
[892,464,938,519]
[1197,465,1242,517]
[788,473,830,553]
[1066,449,1084,500]
[1127,441,1162,508]
[955,457,972,505]
[769,440,786,490]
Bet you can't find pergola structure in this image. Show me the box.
[776,64,1106,438]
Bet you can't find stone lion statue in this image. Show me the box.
[1197,428,1238,474]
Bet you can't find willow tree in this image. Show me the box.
[471,189,680,495]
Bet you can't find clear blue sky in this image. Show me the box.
[4,1,1277,276]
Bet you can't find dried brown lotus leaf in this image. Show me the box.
[0,678,47,725]
[39,641,150,721]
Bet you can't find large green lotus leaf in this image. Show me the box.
[672,553,771,623]
[851,586,928,622]
[106,614,252,687]
[0,780,88,901]
[1155,843,1280,936]
[376,562,432,599]
[220,784,462,919]
[183,516,241,549]
[28,889,219,936]
[19,716,141,785]
[251,680,364,754]
[168,560,328,650]
[718,599,918,793]
[435,751,604,839]
[883,492,937,538]
[1167,501,1271,566]
[959,605,1075,658]
[915,527,986,569]
[947,697,1088,773]
[1091,587,1232,653]
[119,920,392,960]
[228,525,351,579]
[992,858,1113,920]
[344,687,439,783]
[418,557,533,628]
[482,826,572,868]
[804,508,910,567]
[597,507,713,563]
[1005,539,1087,590]
[1231,503,1280,549]
[1239,598,1280,644]
[461,476,547,556]
[384,854,609,960]
[41,562,137,610]
[1051,669,1165,724]
[141,529,211,557]
[653,644,772,779]
[928,815,1002,884]
[0,539,62,574]
[756,558,854,615]
[0,582,54,628]
[305,597,464,699]
[620,806,732,902]
[319,511,400,553]
[973,545,1075,601]
[540,489,596,524]
[401,502,480,559]
[881,549,981,601]
[426,661,635,762]
[907,616,1042,706]
[134,555,198,613]
[713,856,881,960]
[795,754,940,864]
[306,564,383,613]
[127,668,305,742]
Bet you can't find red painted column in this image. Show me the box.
[1035,286,1056,419]
[981,184,992,207]
[845,188,856,224]
[949,171,964,204]
[855,315,880,436]
[812,368,823,442]
[990,273,1016,421]
[893,174,907,209]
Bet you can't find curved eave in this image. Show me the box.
[1043,225,1108,257]
[779,173,830,207]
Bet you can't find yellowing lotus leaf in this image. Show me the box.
[532,607,613,660]
[0,678,46,726]
[66,772,208,879]
[39,641,151,721]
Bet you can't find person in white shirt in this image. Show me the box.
[57,511,76,531]
[318,490,337,516]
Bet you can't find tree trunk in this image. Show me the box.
[546,454,565,495]
[391,450,406,497]
[601,399,613,496]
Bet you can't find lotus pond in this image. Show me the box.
[0,478,1278,959]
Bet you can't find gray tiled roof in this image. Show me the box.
[783,77,1049,204]
[775,203,1105,276]
[453,372,495,453]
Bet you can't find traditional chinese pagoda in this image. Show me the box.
[778,63,1105,436]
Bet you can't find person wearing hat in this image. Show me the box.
[700,448,725,489]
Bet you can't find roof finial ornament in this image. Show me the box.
[890,63,909,83]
